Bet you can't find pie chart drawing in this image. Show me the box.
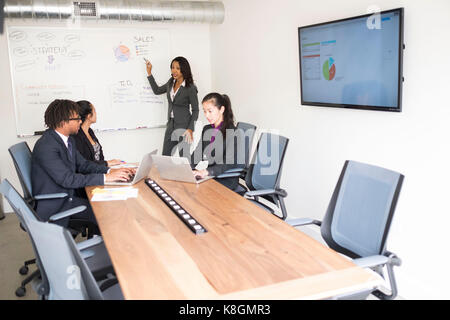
[114,45,130,62]
[323,57,336,80]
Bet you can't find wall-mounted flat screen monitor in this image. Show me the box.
[298,8,404,112]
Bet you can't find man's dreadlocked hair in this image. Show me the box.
[44,99,80,129]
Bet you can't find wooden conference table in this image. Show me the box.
[86,168,381,300]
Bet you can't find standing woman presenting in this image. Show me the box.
[145,56,199,157]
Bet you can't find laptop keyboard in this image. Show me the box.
[115,174,135,183]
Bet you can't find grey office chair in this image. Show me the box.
[17,217,123,300]
[215,122,257,191]
[218,122,257,178]
[8,141,97,296]
[8,142,95,236]
[287,160,403,300]
[240,132,289,220]
[8,142,67,205]
[0,179,114,297]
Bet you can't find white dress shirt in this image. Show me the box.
[55,130,69,148]
[55,130,108,183]
[170,80,185,118]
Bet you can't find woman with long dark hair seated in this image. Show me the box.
[191,93,244,191]
[72,100,122,167]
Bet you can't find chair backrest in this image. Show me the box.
[320,160,404,259]
[245,132,289,191]
[25,218,104,299]
[63,227,104,300]
[1,179,103,299]
[0,179,41,226]
[236,122,257,169]
[8,142,33,202]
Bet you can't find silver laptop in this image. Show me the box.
[151,155,214,184]
[105,149,157,186]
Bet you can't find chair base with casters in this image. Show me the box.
[15,269,40,297]
[13,220,38,296]
[19,258,35,275]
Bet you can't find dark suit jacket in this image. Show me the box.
[147,75,199,131]
[190,124,245,190]
[72,128,107,166]
[31,129,108,223]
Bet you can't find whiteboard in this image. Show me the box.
[7,26,171,136]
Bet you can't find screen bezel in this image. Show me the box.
[298,8,404,112]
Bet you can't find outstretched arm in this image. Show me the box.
[145,59,169,95]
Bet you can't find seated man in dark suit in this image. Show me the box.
[31,99,133,230]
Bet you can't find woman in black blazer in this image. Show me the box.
[190,93,244,191]
[145,56,199,157]
[72,100,122,167]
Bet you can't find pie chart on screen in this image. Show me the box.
[114,45,130,62]
[322,57,336,80]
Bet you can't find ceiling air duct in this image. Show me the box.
[3,0,225,23]
[1,0,5,33]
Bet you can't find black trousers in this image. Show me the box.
[43,194,100,235]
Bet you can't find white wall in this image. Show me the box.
[210,0,450,299]
[0,19,212,211]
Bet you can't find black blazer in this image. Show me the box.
[31,129,108,223]
[147,75,199,131]
[190,124,245,190]
[72,128,107,166]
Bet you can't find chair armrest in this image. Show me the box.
[76,236,103,251]
[353,255,390,268]
[216,172,241,179]
[384,251,402,267]
[353,251,401,269]
[224,168,245,174]
[48,205,87,222]
[245,188,287,198]
[99,278,119,291]
[34,193,68,200]
[286,217,322,227]
[80,249,95,260]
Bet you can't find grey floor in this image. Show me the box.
[0,212,38,300]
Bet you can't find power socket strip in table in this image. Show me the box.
[145,179,207,235]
